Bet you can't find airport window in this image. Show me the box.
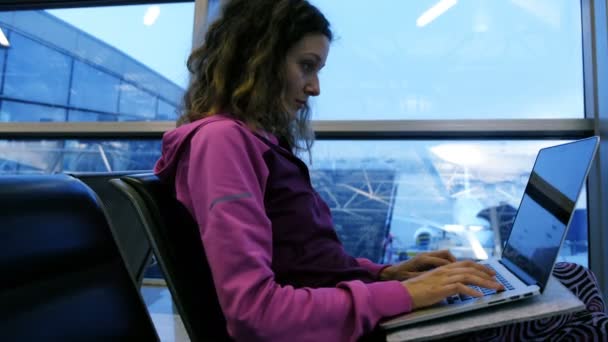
[0,3,194,123]
[0,0,599,273]
[157,99,178,121]
[1,100,66,122]
[308,139,588,266]
[311,0,584,120]
[0,44,5,91]
[1,136,588,265]
[63,140,161,172]
[3,31,71,106]
[67,109,120,122]
[0,139,161,173]
[70,60,121,113]
[118,82,157,120]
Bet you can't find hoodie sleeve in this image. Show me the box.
[356,258,391,279]
[184,122,412,342]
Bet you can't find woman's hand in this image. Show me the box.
[401,260,505,310]
[380,250,457,281]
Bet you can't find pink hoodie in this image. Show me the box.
[154,115,412,341]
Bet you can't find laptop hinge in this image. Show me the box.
[499,258,542,290]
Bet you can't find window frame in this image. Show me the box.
[0,0,192,11]
[582,0,608,304]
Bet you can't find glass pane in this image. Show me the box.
[0,139,160,173]
[68,109,119,122]
[3,31,71,105]
[70,60,120,113]
[0,3,193,122]
[118,82,157,120]
[311,0,584,120]
[0,41,6,92]
[307,140,588,266]
[158,99,178,121]
[1,100,66,122]
[0,138,588,268]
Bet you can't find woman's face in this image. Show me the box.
[283,34,330,119]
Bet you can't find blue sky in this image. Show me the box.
[48,3,194,88]
[48,0,583,120]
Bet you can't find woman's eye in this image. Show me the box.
[300,61,314,72]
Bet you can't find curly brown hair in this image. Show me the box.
[179,0,332,153]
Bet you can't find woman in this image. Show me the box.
[154,0,606,340]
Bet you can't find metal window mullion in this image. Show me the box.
[312,119,594,140]
[0,118,593,140]
[583,0,608,306]
[0,0,194,11]
[192,0,209,49]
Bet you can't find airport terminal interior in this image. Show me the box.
[0,0,607,341]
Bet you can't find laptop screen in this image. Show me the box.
[502,137,598,289]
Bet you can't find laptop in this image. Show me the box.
[381,136,600,330]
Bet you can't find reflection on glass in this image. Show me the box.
[0,3,192,122]
[307,140,588,266]
[0,138,590,266]
[0,139,160,173]
[2,100,66,122]
[311,0,583,120]
[3,32,71,105]
[70,60,121,113]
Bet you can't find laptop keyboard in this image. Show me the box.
[446,264,515,304]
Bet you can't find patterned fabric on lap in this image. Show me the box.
[465,262,608,342]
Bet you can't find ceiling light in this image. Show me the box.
[417,0,458,28]
[0,28,10,47]
[143,6,161,26]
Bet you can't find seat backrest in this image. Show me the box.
[0,174,158,341]
[71,171,153,287]
[110,173,230,342]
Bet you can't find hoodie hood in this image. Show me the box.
[154,115,248,182]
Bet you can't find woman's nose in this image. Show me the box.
[305,74,320,96]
